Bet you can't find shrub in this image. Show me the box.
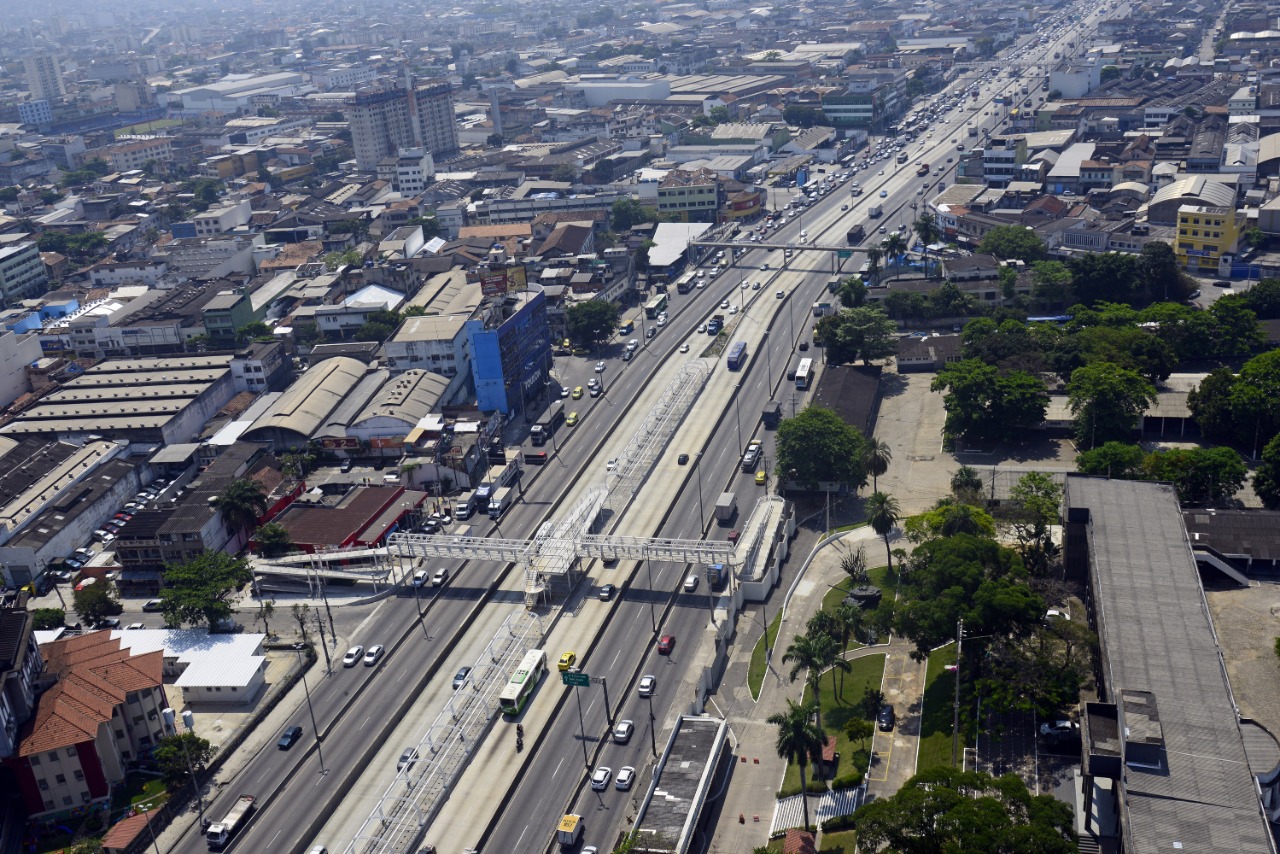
[776,781,805,799]
[821,812,858,832]
[831,770,864,791]
[806,778,829,793]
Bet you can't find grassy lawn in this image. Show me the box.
[110,773,168,814]
[114,118,182,137]
[916,642,959,771]
[782,653,886,794]
[820,828,858,853]
[749,610,783,700]
[816,565,899,650]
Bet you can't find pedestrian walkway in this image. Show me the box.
[769,788,859,835]
[709,526,934,852]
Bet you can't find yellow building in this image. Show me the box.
[1175,204,1240,274]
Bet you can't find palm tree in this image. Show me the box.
[863,438,892,492]
[951,465,984,504]
[782,632,835,730]
[866,246,883,282]
[834,601,863,652]
[938,503,987,537]
[214,479,268,546]
[913,211,941,277]
[766,699,826,830]
[865,491,901,575]
[882,233,907,275]
[823,643,852,703]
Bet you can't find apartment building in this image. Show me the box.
[0,241,49,308]
[1175,204,1241,274]
[346,79,458,170]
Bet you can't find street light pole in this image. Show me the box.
[646,694,658,758]
[952,618,964,767]
[694,452,706,534]
[139,806,162,854]
[646,560,657,633]
[298,650,328,774]
[574,685,590,771]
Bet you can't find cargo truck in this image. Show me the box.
[206,795,255,850]
[762,401,782,428]
[488,486,513,519]
[455,490,478,519]
[845,224,865,245]
[523,447,548,465]
[916,162,929,176]
[530,401,564,446]
[705,563,727,589]
[557,814,584,847]
[868,204,883,218]
[715,492,737,521]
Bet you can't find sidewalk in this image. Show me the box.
[710,527,900,852]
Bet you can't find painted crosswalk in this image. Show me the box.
[769,788,862,834]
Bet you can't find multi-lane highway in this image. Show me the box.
[175,9,1107,854]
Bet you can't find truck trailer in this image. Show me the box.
[715,492,737,521]
[530,401,564,446]
[206,795,255,850]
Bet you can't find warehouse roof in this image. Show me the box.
[350,370,450,429]
[241,357,369,444]
[1065,476,1273,854]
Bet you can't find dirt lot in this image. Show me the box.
[1205,580,1280,737]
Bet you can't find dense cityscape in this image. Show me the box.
[1,0,1279,852]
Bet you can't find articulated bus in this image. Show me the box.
[644,294,668,319]
[498,649,547,715]
[795,358,814,390]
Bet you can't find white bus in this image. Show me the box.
[795,358,813,390]
[498,649,547,715]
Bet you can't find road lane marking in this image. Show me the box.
[360,714,371,730]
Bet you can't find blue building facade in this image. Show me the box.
[466,290,552,417]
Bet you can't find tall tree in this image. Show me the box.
[865,492,900,575]
[813,306,898,366]
[913,211,941,277]
[1008,472,1063,573]
[931,359,1049,446]
[978,225,1048,262]
[153,732,217,788]
[866,245,883,281]
[776,406,869,491]
[1075,441,1146,479]
[766,700,826,829]
[1255,432,1280,509]
[782,633,833,730]
[214,479,268,546]
[853,767,1075,852]
[160,551,252,628]
[863,438,892,492]
[1066,362,1156,449]
[951,465,984,505]
[882,232,908,274]
[254,522,295,558]
[73,584,122,626]
[565,300,620,350]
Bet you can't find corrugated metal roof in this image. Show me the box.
[1066,476,1274,854]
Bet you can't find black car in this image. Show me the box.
[677,453,689,465]
[877,704,896,732]
[278,725,303,750]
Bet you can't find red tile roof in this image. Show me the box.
[783,828,817,854]
[19,631,163,756]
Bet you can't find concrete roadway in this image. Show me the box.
[183,18,1096,854]
[172,266,764,854]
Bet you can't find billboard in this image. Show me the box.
[478,265,529,297]
[320,437,360,449]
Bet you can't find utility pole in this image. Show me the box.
[314,608,332,674]
[952,618,964,768]
[298,650,328,774]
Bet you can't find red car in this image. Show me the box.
[657,634,675,655]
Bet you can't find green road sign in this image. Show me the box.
[561,671,590,687]
[837,249,853,259]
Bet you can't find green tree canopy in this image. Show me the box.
[1142,447,1247,505]
[894,534,1042,660]
[73,584,122,626]
[610,198,657,231]
[1066,362,1156,448]
[565,300,620,349]
[31,608,65,630]
[931,359,1049,445]
[1254,432,1280,509]
[978,225,1047,262]
[903,500,996,543]
[813,305,898,365]
[160,551,252,628]
[775,406,868,491]
[1186,350,1280,455]
[254,522,295,558]
[766,699,826,830]
[154,731,216,788]
[1075,441,1146,479]
[853,767,1075,853]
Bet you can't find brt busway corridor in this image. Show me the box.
[315,351,758,853]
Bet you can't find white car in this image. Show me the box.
[411,569,429,587]
[719,300,730,309]
[590,766,612,791]
[594,361,605,373]
[363,645,384,666]
[679,343,690,353]
[342,646,364,667]
[612,719,635,744]
[606,458,618,472]
[727,305,738,315]
[697,323,707,333]
[615,766,636,791]
[638,674,656,697]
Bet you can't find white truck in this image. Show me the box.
[867,204,883,218]
[488,486,513,519]
[557,814,584,847]
[715,492,737,522]
[455,490,479,520]
[206,794,255,850]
